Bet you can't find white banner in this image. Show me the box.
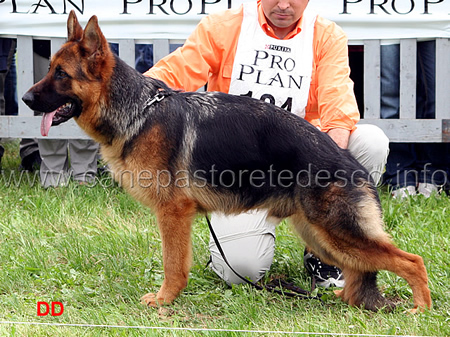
[0,0,449,41]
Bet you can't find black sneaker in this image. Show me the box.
[303,249,345,288]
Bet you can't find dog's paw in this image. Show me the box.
[333,289,343,298]
[140,293,161,307]
[406,305,429,315]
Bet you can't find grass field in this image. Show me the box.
[0,140,449,336]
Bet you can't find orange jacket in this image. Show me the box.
[144,1,359,132]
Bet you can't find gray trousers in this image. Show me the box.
[39,139,99,187]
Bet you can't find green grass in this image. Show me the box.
[0,140,449,336]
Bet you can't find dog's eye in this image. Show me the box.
[58,70,69,79]
[55,66,70,80]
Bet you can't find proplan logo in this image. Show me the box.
[265,44,291,53]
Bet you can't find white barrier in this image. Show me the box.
[0,36,449,142]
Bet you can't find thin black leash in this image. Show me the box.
[205,215,323,302]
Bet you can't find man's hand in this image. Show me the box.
[327,128,350,149]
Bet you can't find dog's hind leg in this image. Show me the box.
[141,197,197,307]
[291,189,431,312]
[291,212,392,311]
[366,244,431,313]
[390,250,432,313]
[334,244,431,313]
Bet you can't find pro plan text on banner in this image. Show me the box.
[0,0,449,40]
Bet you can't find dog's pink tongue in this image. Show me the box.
[41,110,57,137]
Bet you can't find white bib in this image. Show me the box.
[229,3,316,118]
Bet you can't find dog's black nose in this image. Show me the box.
[22,91,35,108]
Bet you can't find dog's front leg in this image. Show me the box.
[141,198,197,307]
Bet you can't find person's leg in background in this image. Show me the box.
[4,41,17,117]
[380,44,418,197]
[415,41,448,196]
[0,38,14,166]
[69,139,99,184]
[39,139,70,188]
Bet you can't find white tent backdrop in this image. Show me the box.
[1,0,449,41]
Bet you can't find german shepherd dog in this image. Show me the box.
[23,11,431,313]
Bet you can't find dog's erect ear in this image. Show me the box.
[81,15,109,57]
[67,10,83,42]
